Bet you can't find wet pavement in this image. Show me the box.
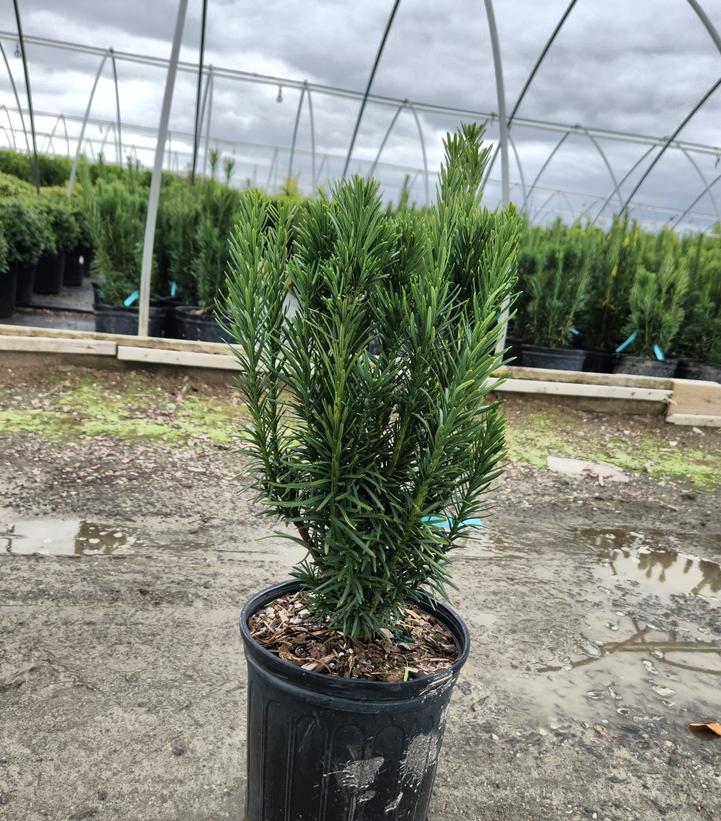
[1,414,720,818]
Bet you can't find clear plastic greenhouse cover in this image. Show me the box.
[0,0,720,234]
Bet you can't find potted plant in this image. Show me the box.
[34,191,80,294]
[0,195,54,307]
[675,232,721,382]
[517,219,590,370]
[578,214,641,373]
[226,124,517,820]
[172,167,240,342]
[614,241,687,377]
[82,173,166,336]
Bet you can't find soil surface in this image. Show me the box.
[1,364,720,820]
[248,591,459,680]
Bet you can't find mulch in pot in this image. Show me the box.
[249,590,459,682]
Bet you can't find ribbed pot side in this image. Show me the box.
[240,580,470,821]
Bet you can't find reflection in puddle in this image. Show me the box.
[583,528,721,600]
[488,526,721,728]
[1,519,203,556]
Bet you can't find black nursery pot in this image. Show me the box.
[0,266,18,319]
[13,261,38,306]
[582,348,617,374]
[240,580,470,821]
[675,358,721,384]
[33,252,66,295]
[521,344,586,371]
[613,354,678,378]
[174,304,233,343]
[94,302,166,337]
[63,249,84,287]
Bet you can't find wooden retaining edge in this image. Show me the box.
[0,334,117,356]
[5,323,721,425]
[117,345,240,371]
[499,365,673,391]
[493,378,670,403]
[666,414,721,427]
[0,322,228,356]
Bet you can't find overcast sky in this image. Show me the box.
[1,0,720,229]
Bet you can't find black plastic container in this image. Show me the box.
[240,580,469,821]
[94,303,166,337]
[613,354,677,378]
[13,261,38,306]
[80,246,94,278]
[582,348,616,374]
[63,249,83,287]
[33,252,66,295]
[521,344,586,371]
[174,304,233,343]
[0,266,17,318]
[675,358,721,384]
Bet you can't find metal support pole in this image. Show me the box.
[191,0,208,183]
[138,0,189,337]
[673,171,721,227]
[591,144,656,225]
[687,0,721,56]
[342,0,402,178]
[482,0,578,190]
[680,146,721,225]
[484,0,511,356]
[266,146,278,191]
[202,67,214,176]
[484,0,509,207]
[408,103,430,205]
[67,51,109,195]
[12,0,39,190]
[287,83,306,183]
[508,134,527,202]
[110,48,122,166]
[523,131,570,211]
[584,130,623,210]
[621,76,721,212]
[306,87,317,188]
[0,104,17,148]
[0,42,28,152]
[368,102,404,178]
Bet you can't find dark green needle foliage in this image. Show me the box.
[226,124,518,639]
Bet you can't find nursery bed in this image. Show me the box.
[1,365,720,820]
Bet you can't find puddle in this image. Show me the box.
[1,519,203,556]
[469,525,721,730]
[584,528,721,600]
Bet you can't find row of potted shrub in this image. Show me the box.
[512,216,721,380]
[80,151,303,341]
[0,171,94,319]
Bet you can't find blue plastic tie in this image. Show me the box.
[123,290,139,307]
[170,281,177,298]
[653,343,665,361]
[420,515,483,530]
[569,326,581,337]
[616,330,637,353]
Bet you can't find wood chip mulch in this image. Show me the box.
[248,591,459,682]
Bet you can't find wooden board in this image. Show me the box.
[492,378,670,404]
[117,345,241,371]
[669,379,721,417]
[666,413,721,428]
[0,335,116,356]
